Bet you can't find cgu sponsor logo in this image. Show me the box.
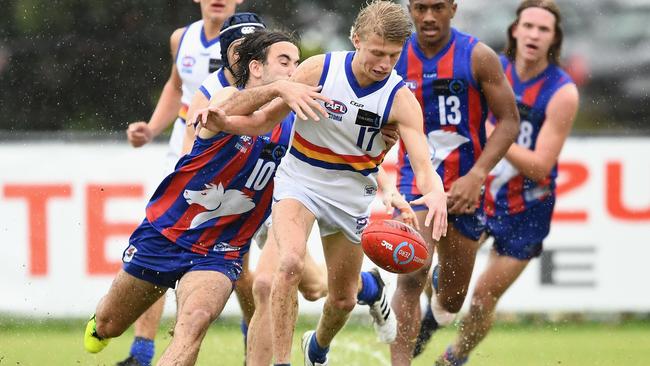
[325,100,348,115]
[392,241,426,265]
[393,241,415,265]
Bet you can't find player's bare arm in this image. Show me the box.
[181,89,211,155]
[503,83,579,181]
[448,42,520,214]
[193,86,243,137]
[194,86,291,136]
[390,87,448,240]
[200,55,330,131]
[127,27,185,147]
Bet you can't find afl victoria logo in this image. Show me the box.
[325,100,348,114]
[405,80,418,90]
[182,56,196,67]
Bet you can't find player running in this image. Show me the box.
[389,1,520,364]
[84,30,310,366]
[121,2,243,365]
[431,1,578,364]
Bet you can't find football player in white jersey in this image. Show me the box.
[121,2,241,365]
[196,2,448,364]
[189,28,416,366]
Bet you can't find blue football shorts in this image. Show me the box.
[401,192,487,241]
[121,219,243,288]
[485,197,555,260]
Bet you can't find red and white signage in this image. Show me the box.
[1,138,648,316]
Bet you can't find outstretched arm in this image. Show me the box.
[390,87,448,240]
[193,86,273,138]
[197,55,332,136]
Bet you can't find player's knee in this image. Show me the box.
[328,293,357,313]
[440,292,468,313]
[95,314,126,338]
[178,308,213,339]
[252,273,273,302]
[277,253,304,283]
[300,284,326,302]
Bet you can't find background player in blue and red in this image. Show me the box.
[178,13,267,364]
[435,1,579,364]
[389,1,520,364]
[120,2,242,365]
[83,30,300,366]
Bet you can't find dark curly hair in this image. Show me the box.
[232,29,299,88]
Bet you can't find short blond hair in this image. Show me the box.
[350,0,412,44]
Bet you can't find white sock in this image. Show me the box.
[431,295,456,326]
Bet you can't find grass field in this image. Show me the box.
[1,316,648,365]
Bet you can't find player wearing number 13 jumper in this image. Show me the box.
[435,1,579,364]
[390,0,521,364]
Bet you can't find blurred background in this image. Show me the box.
[0,0,648,136]
[1,1,649,365]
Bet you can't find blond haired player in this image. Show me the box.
[196,1,448,364]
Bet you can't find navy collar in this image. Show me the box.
[344,51,391,99]
[201,25,220,48]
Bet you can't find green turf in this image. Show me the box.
[0,316,648,365]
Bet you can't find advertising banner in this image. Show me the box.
[1,138,648,316]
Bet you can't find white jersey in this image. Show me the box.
[276,51,405,216]
[198,67,232,101]
[175,20,223,107]
[165,20,223,172]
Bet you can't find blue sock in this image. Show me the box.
[130,336,154,366]
[356,271,380,304]
[240,320,249,350]
[308,333,329,364]
[445,345,468,366]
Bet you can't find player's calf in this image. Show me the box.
[431,264,459,325]
[413,265,455,358]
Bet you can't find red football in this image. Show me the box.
[361,220,429,274]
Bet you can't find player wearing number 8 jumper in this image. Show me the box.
[389,0,520,364]
[434,1,579,364]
